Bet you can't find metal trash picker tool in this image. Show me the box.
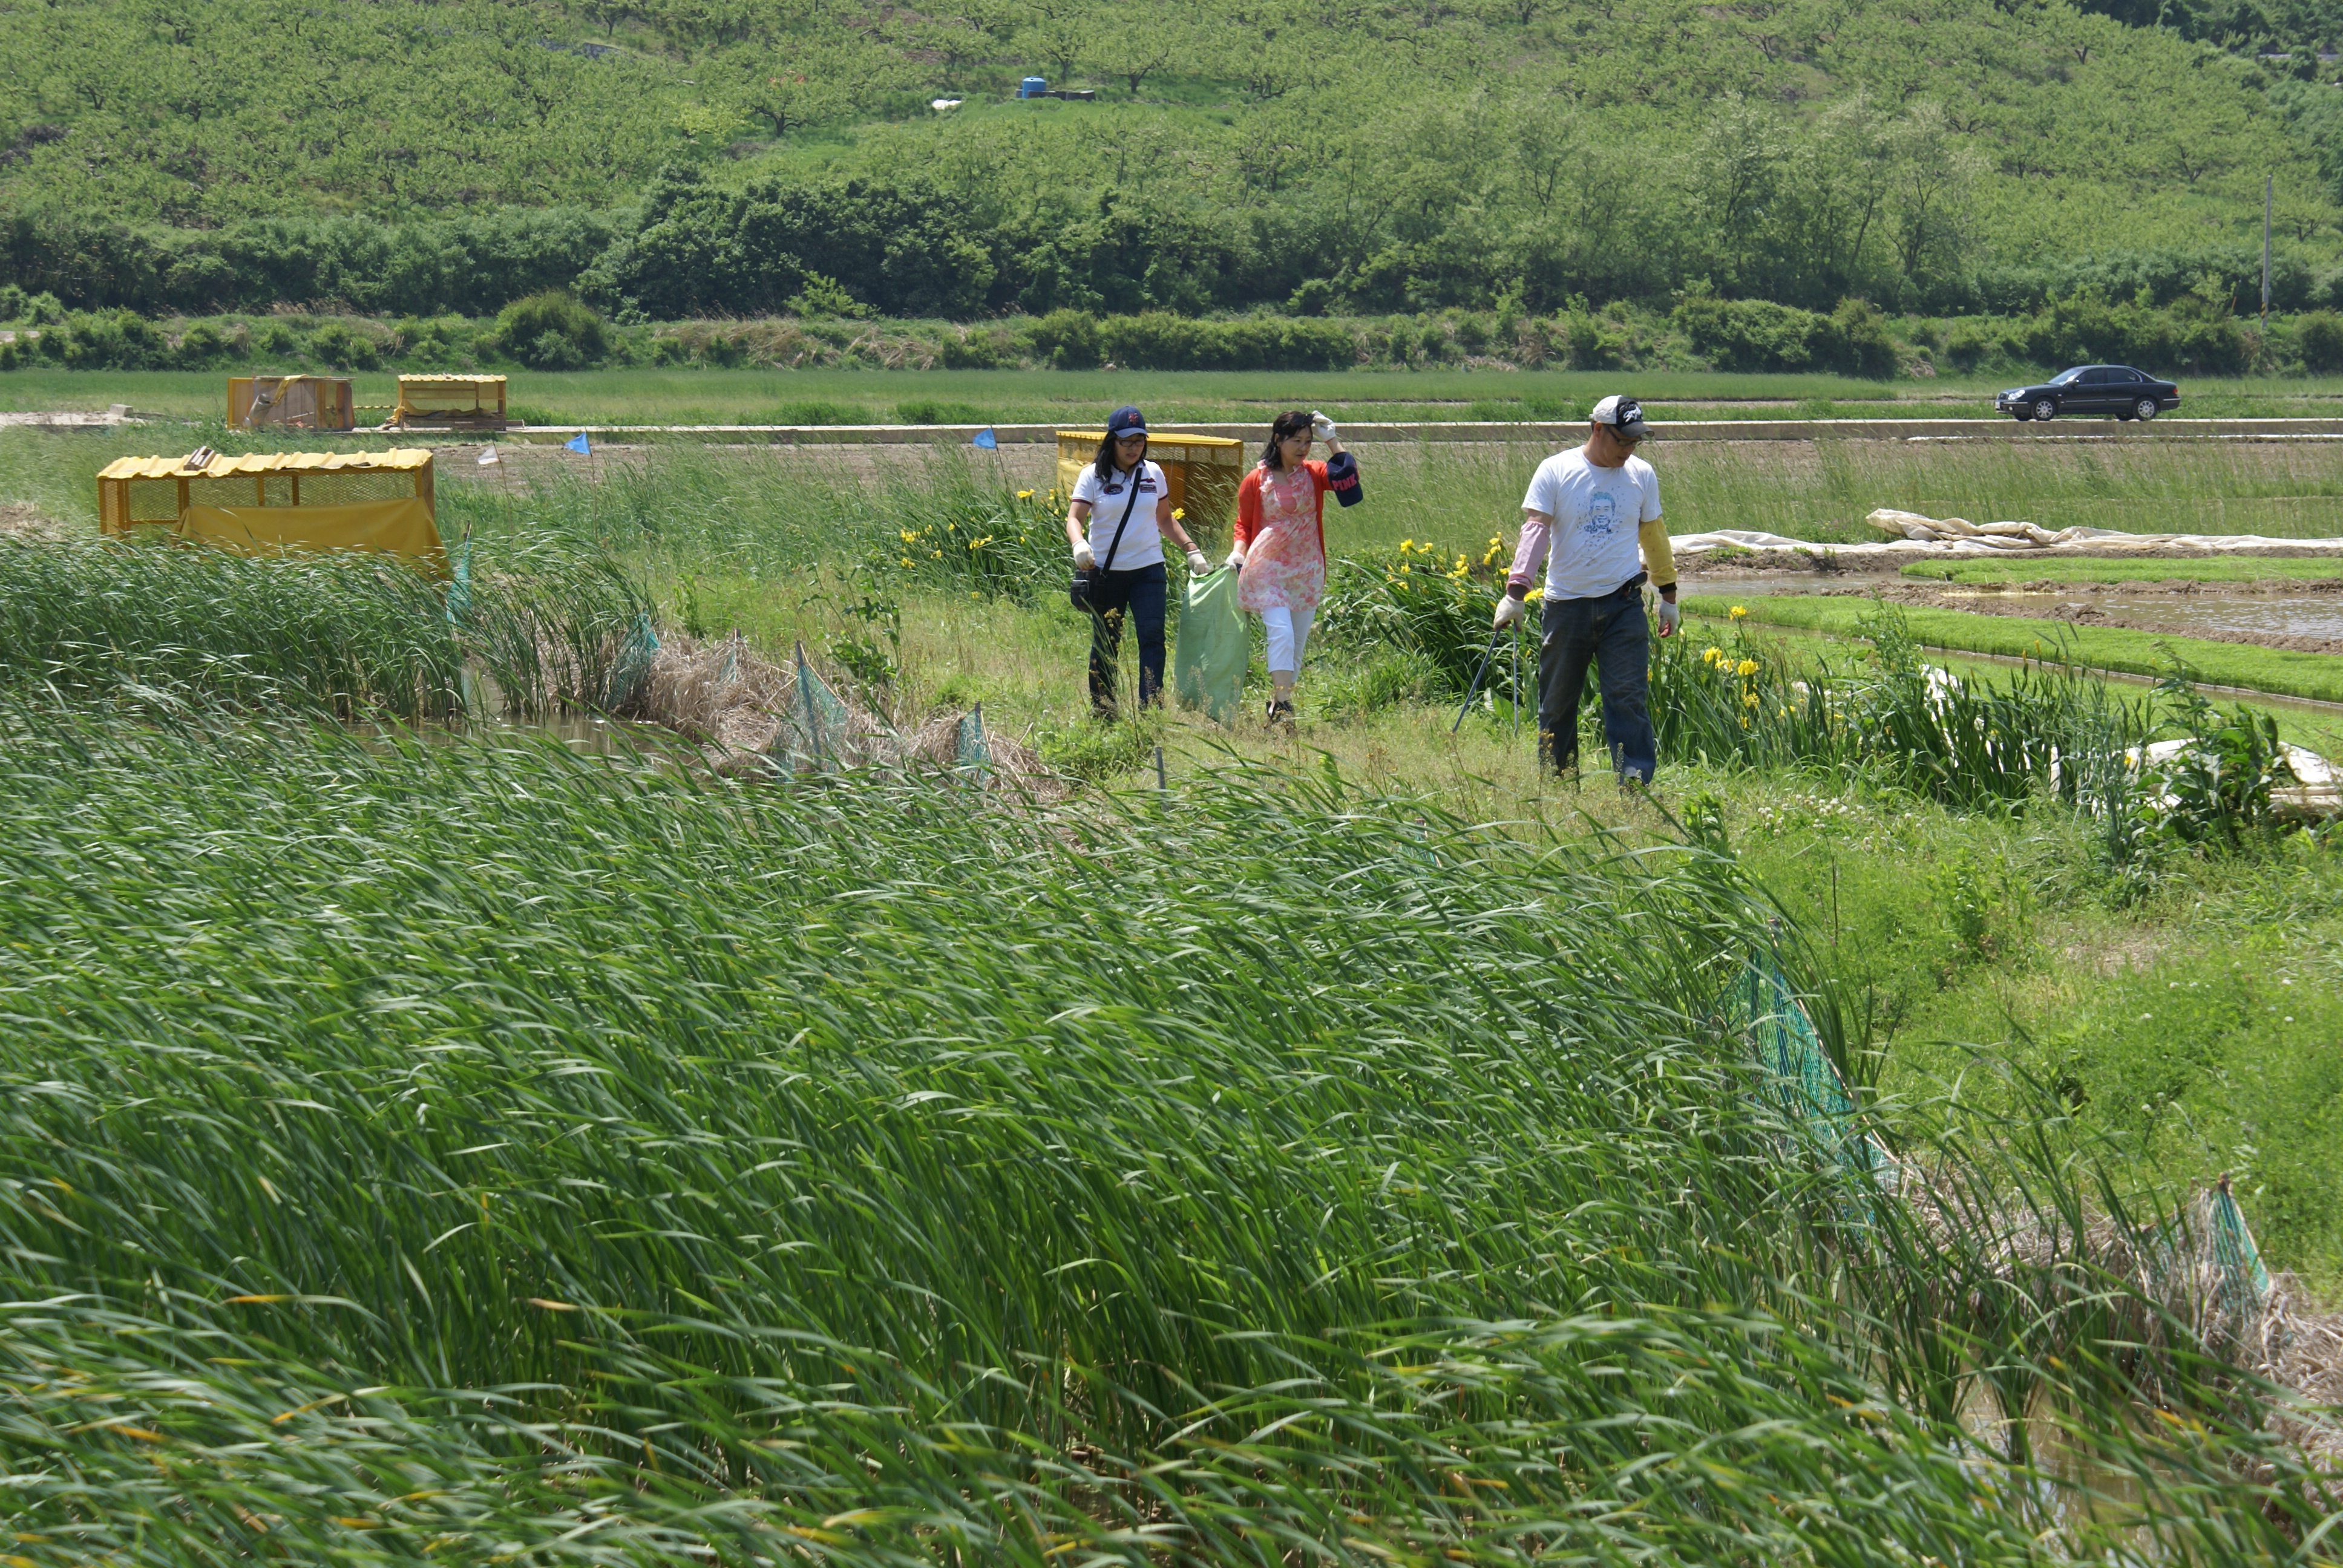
[1452,627,1507,734]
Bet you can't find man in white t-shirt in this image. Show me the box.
[1492,395,1679,782]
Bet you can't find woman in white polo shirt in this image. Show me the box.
[1066,404,1210,716]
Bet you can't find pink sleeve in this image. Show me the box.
[1506,518,1551,593]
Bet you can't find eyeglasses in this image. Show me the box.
[1115,432,1147,445]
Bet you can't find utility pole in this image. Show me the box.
[2263,174,2273,335]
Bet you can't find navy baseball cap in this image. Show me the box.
[1107,405,1147,437]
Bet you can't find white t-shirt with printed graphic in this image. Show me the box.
[1069,459,1167,570]
[1521,449,1660,601]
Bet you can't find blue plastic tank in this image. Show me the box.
[1020,76,1047,97]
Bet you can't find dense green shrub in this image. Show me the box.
[580,166,995,321]
[2295,307,2343,370]
[0,209,620,320]
[1938,315,2020,371]
[1020,308,1103,368]
[1673,292,1899,377]
[489,291,609,369]
[33,309,169,369]
[306,319,381,371]
[1095,311,1355,370]
[937,327,1015,368]
[2016,289,2247,376]
[172,321,233,367]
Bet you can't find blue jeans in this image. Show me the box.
[1084,562,1166,714]
[1538,583,1656,783]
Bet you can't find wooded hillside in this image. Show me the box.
[5,0,2342,318]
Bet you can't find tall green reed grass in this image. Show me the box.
[0,535,650,720]
[444,436,2343,629]
[0,707,2327,1562]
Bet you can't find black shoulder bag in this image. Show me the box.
[1069,465,1145,612]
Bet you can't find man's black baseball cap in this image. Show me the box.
[1591,395,1648,439]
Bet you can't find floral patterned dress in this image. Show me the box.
[1234,460,1332,613]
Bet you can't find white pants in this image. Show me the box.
[1262,605,1315,677]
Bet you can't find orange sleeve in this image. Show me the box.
[1234,469,1263,550]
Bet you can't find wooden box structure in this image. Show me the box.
[227,375,355,431]
[390,374,507,430]
[1054,430,1246,544]
[97,449,445,575]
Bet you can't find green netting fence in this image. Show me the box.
[955,702,991,787]
[768,640,852,771]
[607,613,660,709]
[2209,1175,2273,1328]
[1726,946,2284,1350]
[1723,947,1885,1197]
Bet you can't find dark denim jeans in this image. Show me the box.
[1084,561,1167,714]
[1537,582,1656,783]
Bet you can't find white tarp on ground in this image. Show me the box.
[2132,740,2339,818]
[1672,511,2343,558]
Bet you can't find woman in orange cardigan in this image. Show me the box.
[1224,409,1361,725]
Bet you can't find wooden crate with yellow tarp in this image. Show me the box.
[227,376,355,431]
[388,374,507,431]
[1055,430,1247,547]
[97,449,445,577]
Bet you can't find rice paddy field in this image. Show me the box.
[30,365,2343,426]
[0,421,2338,1557]
[1685,595,2343,704]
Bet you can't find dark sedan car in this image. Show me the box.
[1996,365,2181,422]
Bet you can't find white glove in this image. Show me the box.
[1656,596,1680,637]
[1225,547,1247,571]
[1311,410,1337,442]
[1073,541,1096,571]
[1492,592,1526,629]
[1185,547,1210,574]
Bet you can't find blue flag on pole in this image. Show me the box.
[565,432,592,455]
[970,426,997,449]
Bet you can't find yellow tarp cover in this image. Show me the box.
[178,498,447,578]
[100,449,436,480]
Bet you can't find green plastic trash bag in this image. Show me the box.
[1175,567,1248,722]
